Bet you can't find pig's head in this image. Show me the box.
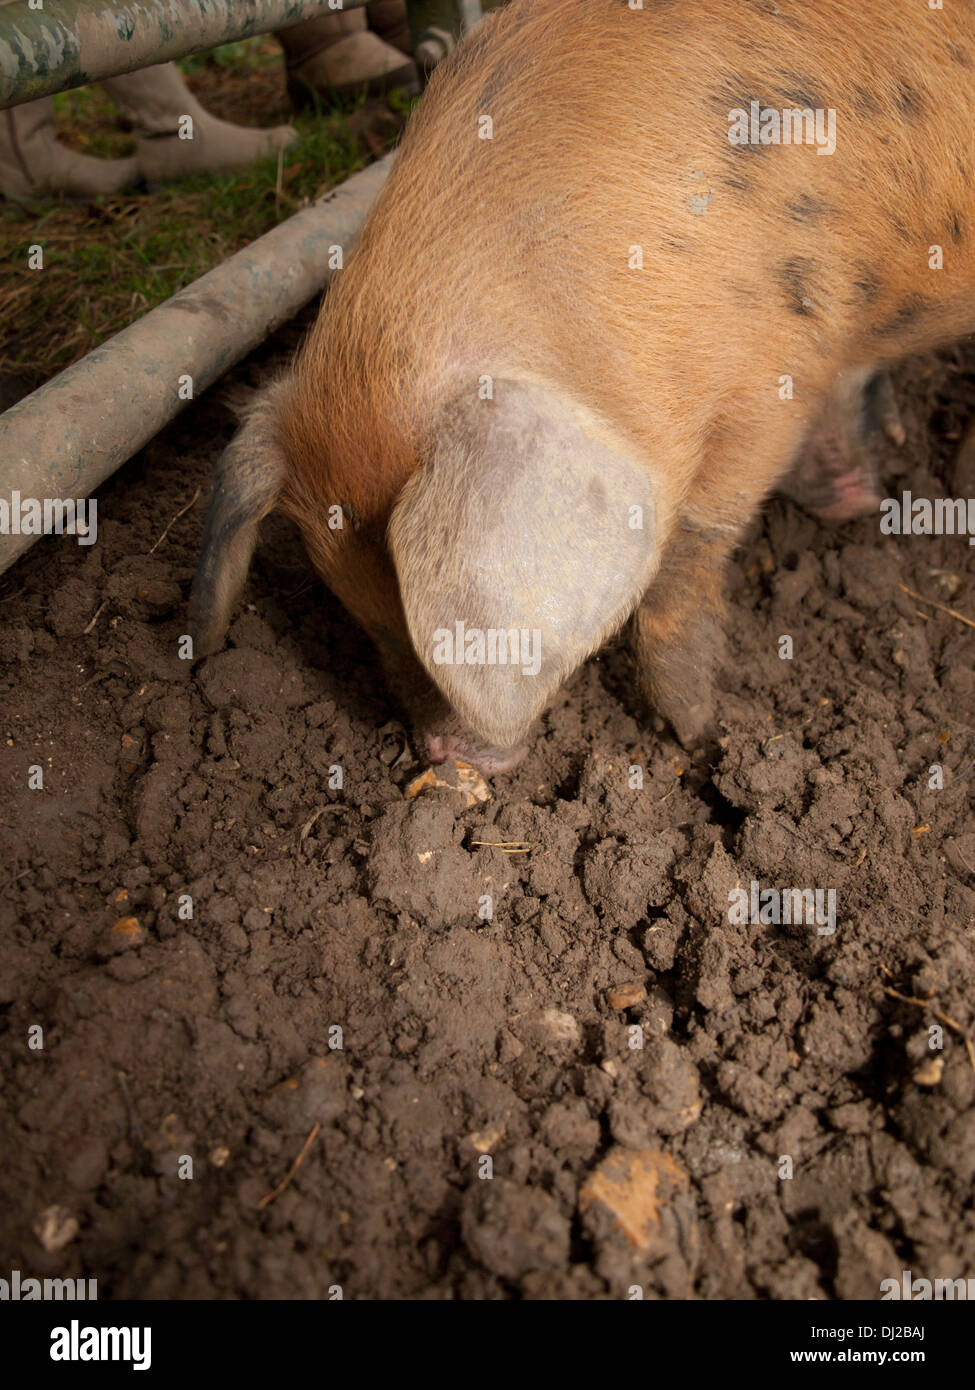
[190,377,657,775]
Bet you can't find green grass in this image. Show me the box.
[178,37,276,75]
[1,39,411,380]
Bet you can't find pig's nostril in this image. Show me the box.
[424,734,448,764]
[475,744,528,775]
[423,730,527,775]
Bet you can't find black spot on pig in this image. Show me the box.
[947,212,964,244]
[785,193,836,225]
[475,71,505,112]
[895,81,925,121]
[889,216,914,246]
[721,167,751,193]
[712,75,768,152]
[777,257,818,317]
[947,43,973,70]
[853,268,882,304]
[875,295,928,338]
[778,73,824,110]
[850,85,882,117]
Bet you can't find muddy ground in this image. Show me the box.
[1,322,973,1300]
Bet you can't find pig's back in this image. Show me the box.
[288,0,975,516]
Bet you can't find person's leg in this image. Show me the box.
[276,5,418,110]
[0,98,139,202]
[102,63,296,183]
[367,0,415,55]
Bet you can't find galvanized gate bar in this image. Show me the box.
[0,0,374,109]
[0,152,393,577]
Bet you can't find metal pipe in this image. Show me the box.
[0,0,373,108]
[0,152,392,577]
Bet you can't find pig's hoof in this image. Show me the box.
[664,700,713,748]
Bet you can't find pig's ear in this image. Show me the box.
[389,380,656,749]
[189,382,290,657]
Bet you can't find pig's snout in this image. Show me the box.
[780,368,888,522]
[424,730,528,775]
[368,625,528,775]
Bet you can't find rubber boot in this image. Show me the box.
[102,62,297,183]
[0,97,139,204]
[367,0,415,55]
[277,8,418,109]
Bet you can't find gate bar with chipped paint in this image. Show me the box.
[0,0,487,107]
[0,0,367,108]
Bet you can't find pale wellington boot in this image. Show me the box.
[0,97,139,203]
[277,8,418,109]
[102,62,297,183]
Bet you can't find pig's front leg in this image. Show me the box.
[632,408,812,747]
[630,520,731,747]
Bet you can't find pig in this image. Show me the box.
[190,0,975,772]
[780,368,905,521]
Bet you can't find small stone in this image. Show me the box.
[913,1056,944,1087]
[537,1009,581,1047]
[406,760,491,808]
[34,1205,79,1253]
[579,1147,690,1252]
[607,981,646,1010]
[467,1126,505,1154]
[101,916,143,955]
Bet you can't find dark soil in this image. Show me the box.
[1,325,974,1300]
